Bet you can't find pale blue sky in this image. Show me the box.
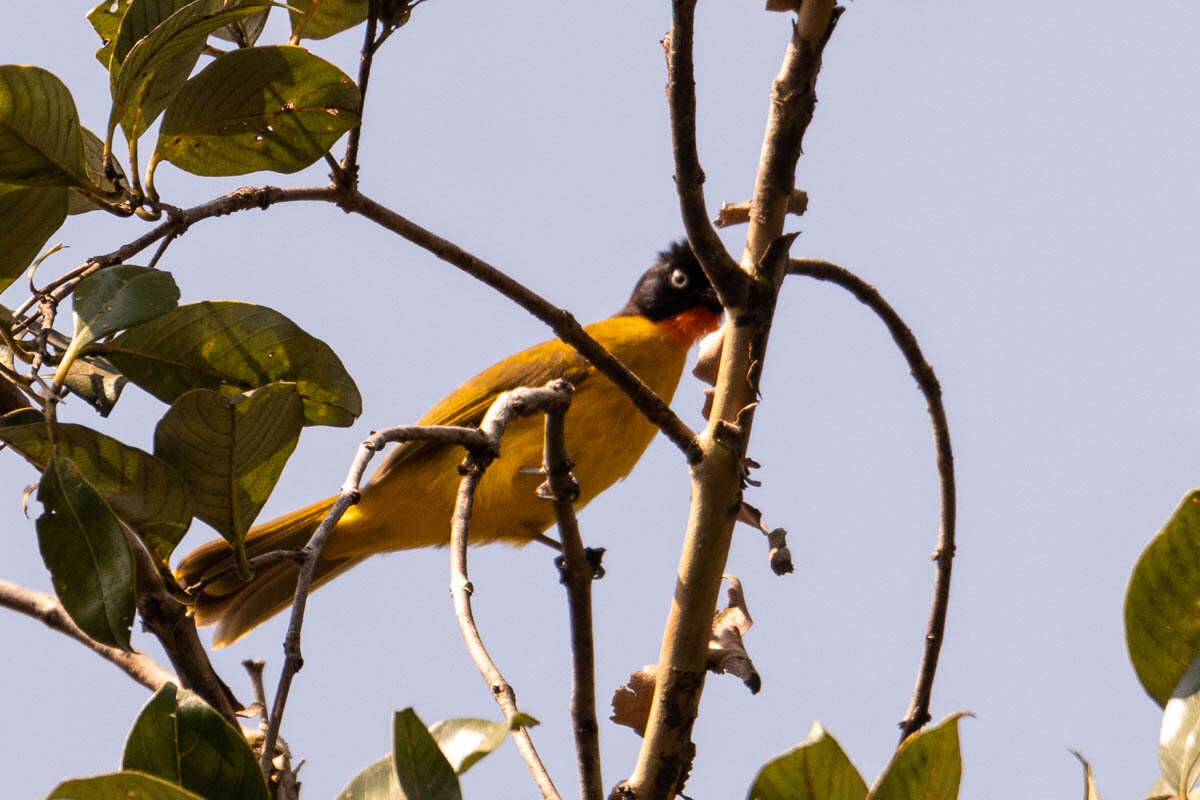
[2,3,1199,798]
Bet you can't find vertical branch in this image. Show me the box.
[337,0,381,186]
[665,0,746,306]
[621,6,840,799]
[542,392,604,800]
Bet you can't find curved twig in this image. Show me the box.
[0,578,176,691]
[787,257,956,741]
[258,422,494,775]
[449,381,575,800]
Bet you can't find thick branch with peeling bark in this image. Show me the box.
[619,7,840,799]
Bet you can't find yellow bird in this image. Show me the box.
[176,241,722,645]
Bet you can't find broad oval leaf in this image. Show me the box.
[870,714,966,800]
[46,771,207,800]
[123,683,269,800]
[1126,490,1200,706]
[394,709,462,800]
[748,722,867,800]
[153,45,360,177]
[106,300,362,427]
[337,754,405,800]
[72,265,180,349]
[0,183,67,290]
[1160,651,1200,797]
[0,410,192,564]
[289,0,368,41]
[68,127,127,214]
[110,0,195,74]
[212,6,270,46]
[88,0,132,70]
[154,384,304,549]
[427,718,510,775]
[36,457,135,650]
[109,0,273,143]
[0,65,88,186]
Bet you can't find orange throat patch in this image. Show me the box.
[658,307,723,346]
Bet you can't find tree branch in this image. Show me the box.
[128,535,242,724]
[542,393,604,800]
[449,381,576,800]
[0,578,176,692]
[337,0,382,186]
[621,6,840,798]
[258,421,494,775]
[664,0,748,308]
[338,188,704,462]
[787,257,956,741]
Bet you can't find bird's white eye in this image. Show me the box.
[669,269,689,289]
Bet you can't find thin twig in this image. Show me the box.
[258,420,495,775]
[338,0,381,185]
[788,257,956,740]
[449,381,575,800]
[243,659,271,726]
[338,188,703,462]
[541,388,603,800]
[11,186,341,331]
[664,0,747,308]
[0,578,176,691]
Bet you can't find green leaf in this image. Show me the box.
[123,683,270,800]
[72,266,180,349]
[1126,490,1200,706]
[110,0,195,74]
[109,0,273,144]
[870,714,966,800]
[289,0,369,41]
[337,755,406,800]
[1070,751,1104,800]
[0,183,67,291]
[68,127,127,214]
[0,412,192,564]
[393,709,462,800]
[1160,652,1200,797]
[45,771,207,800]
[36,457,135,650]
[89,0,135,69]
[63,354,129,416]
[748,722,867,800]
[154,384,304,550]
[152,45,361,177]
[106,301,362,427]
[212,6,270,46]
[427,718,510,775]
[0,65,88,186]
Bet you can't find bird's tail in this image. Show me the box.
[175,496,365,647]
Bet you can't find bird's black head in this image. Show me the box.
[619,240,723,321]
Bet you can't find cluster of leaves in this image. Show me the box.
[43,683,516,800]
[0,0,396,648]
[747,716,965,800]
